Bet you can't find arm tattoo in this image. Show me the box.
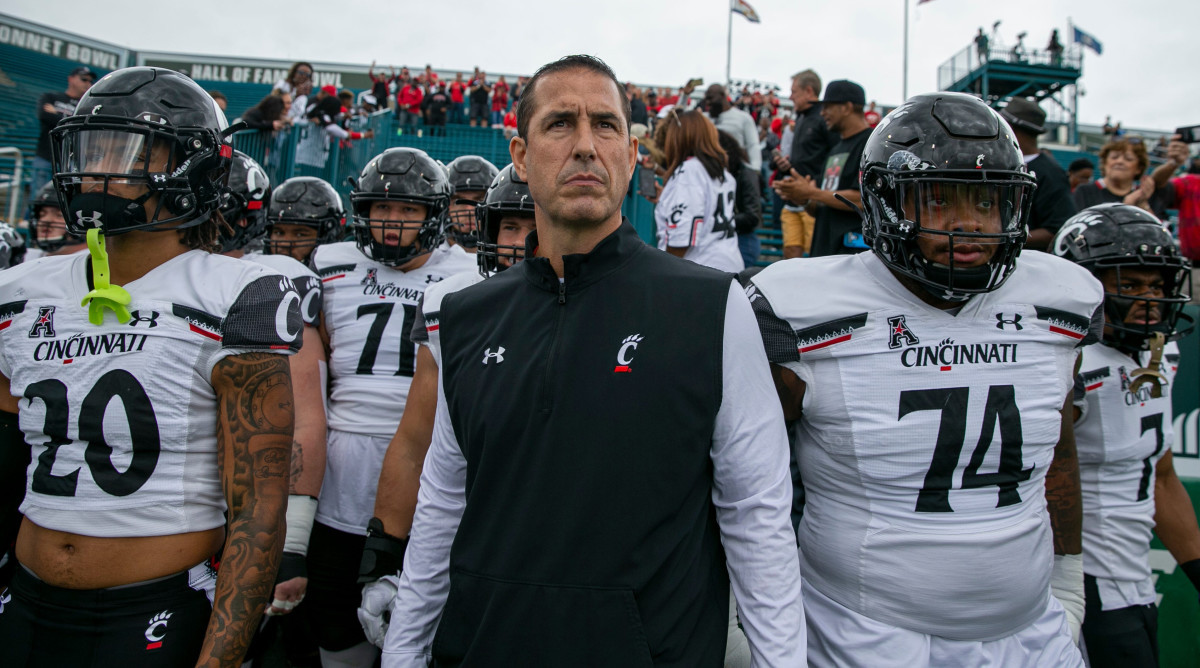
[289,440,304,494]
[197,352,293,667]
[1045,397,1083,556]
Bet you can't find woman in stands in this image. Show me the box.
[653,108,744,272]
[1074,138,1171,220]
[241,91,293,133]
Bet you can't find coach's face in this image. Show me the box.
[511,69,636,230]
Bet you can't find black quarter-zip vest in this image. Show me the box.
[433,220,733,667]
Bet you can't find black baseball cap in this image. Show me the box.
[69,66,96,80]
[1000,97,1047,135]
[820,80,865,106]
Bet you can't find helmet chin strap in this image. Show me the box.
[1128,332,1167,398]
[80,228,132,325]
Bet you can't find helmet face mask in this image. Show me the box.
[476,164,535,276]
[350,148,449,268]
[264,176,344,262]
[218,151,270,253]
[1052,203,1194,352]
[860,93,1035,302]
[28,182,79,252]
[49,67,232,238]
[445,156,499,248]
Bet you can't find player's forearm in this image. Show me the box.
[1154,463,1200,565]
[373,430,427,538]
[812,189,859,211]
[198,353,293,667]
[1046,394,1083,555]
[289,332,326,498]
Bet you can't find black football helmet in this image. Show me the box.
[349,147,449,267]
[1052,203,1193,352]
[28,181,82,252]
[445,156,499,248]
[49,66,232,237]
[860,92,1036,301]
[264,176,345,260]
[218,151,271,252]
[476,164,534,276]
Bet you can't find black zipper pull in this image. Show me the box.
[558,280,567,305]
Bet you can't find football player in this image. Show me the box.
[442,155,498,253]
[748,92,1102,666]
[24,182,84,261]
[1051,203,1200,667]
[0,67,301,667]
[264,176,345,265]
[219,152,327,621]
[307,147,474,668]
[356,163,534,647]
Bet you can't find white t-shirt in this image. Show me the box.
[749,250,1104,640]
[655,158,744,273]
[0,251,301,537]
[1076,340,1179,610]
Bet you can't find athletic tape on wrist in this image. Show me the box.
[357,525,408,584]
[1182,558,1200,594]
[284,494,318,555]
[276,551,306,583]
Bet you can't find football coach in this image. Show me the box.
[382,55,803,667]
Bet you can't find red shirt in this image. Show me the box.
[865,109,881,127]
[503,111,517,129]
[492,81,509,112]
[449,81,465,104]
[1173,174,1200,260]
[397,84,424,112]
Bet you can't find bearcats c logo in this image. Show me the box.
[615,334,644,373]
[275,291,300,343]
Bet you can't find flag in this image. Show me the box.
[1073,26,1102,55]
[917,0,935,4]
[731,0,760,23]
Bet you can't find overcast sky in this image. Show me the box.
[5,0,1193,130]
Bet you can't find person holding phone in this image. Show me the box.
[1151,134,1200,287]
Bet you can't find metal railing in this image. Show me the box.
[0,147,24,224]
[937,42,1082,91]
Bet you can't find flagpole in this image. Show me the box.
[726,2,733,85]
[902,0,909,100]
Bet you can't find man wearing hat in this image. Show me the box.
[32,66,94,197]
[773,79,872,257]
[1001,97,1077,250]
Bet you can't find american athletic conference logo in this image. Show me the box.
[28,306,55,338]
[887,315,919,349]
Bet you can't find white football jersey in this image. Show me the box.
[0,251,301,538]
[749,250,1103,640]
[244,252,323,327]
[312,242,473,436]
[1076,340,1178,610]
[411,270,484,366]
[655,157,744,273]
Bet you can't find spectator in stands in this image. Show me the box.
[703,84,761,171]
[308,85,372,142]
[1047,30,1064,66]
[449,72,467,124]
[423,64,439,88]
[1074,138,1170,219]
[1000,97,1076,250]
[273,61,314,122]
[426,82,450,136]
[629,86,649,126]
[208,91,228,113]
[1103,116,1116,137]
[502,107,518,139]
[772,68,837,258]
[491,75,509,127]
[773,79,870,257]
[469,70,491,127]
[1068,158,1095,191]
[511,76,527,110]
[241,91,293,132]
[1153,138,1200,268]
[864,101,881,127]
[32,65,93,196]
[397,76,424,130]
[369,61,394,112]
[718,129,763,268]
[654,109,744,272]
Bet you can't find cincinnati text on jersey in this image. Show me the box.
[33,331,150,363]
[362,282,425,300]
[899,337,1019,369]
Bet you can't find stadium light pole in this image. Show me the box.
[902,0,909,100]
[726,3,733,85]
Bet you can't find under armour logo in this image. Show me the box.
[151,174,167,184]
[995,313,1023,330]
[128,310,160,328]
[75,210,104,228]
[0,590,10,614]
[482,347,505,364]
[28,306,56,338]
